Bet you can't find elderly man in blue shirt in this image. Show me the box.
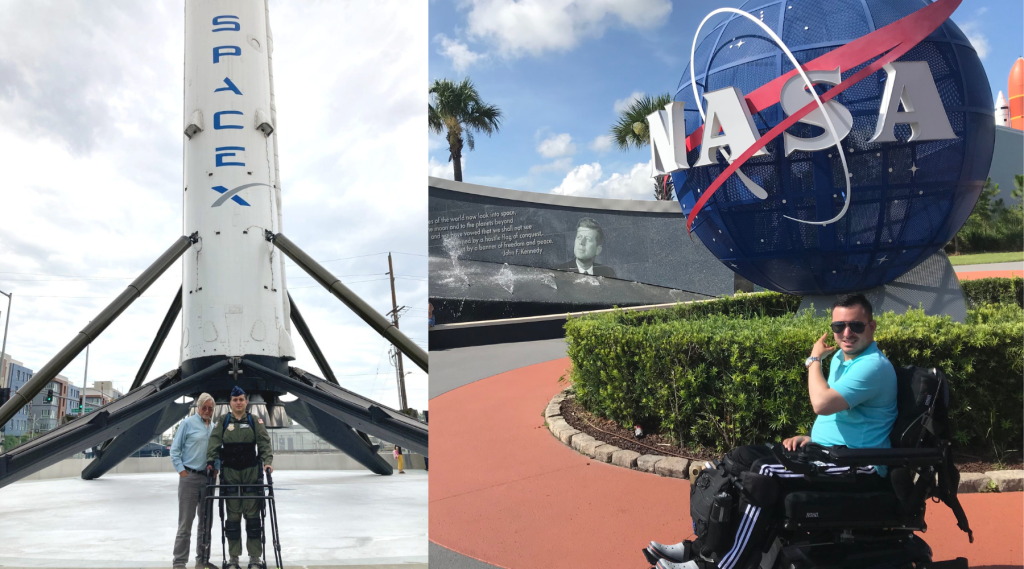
[648,294,899,569]
[171,393,218,569]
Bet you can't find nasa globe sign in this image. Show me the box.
[651,0,994,295]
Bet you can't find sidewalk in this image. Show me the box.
[430,358,1024,568]
[954,260,1023,280]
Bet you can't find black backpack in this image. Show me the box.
[689,462,739,558]
[890,366,973,542]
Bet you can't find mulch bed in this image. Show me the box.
[559,394,1022,473]
[560,396,718,464]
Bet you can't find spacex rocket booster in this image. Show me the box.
[180,1,294,376]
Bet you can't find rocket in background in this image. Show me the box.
[995,91,1009,127]
[1010,57,1023,130]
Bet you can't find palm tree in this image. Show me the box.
[610,93,675,200]
[428,78,503,182]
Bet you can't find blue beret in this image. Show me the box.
[230,386,246,398]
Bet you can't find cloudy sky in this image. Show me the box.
[429,0,1023,199]
[0,1,428,414]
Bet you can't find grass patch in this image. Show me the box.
[948,251,1024,266]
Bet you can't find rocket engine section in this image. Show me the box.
[181,0,294,372]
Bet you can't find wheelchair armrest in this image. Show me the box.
[770,443,850,478]
[823,446,943,468]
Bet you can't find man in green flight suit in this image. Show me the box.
[206,386,273,569]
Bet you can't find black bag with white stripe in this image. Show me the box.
[689,462,738,557]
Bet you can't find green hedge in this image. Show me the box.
[960,277,1023,308]
[945,176,1024,254]
[566,297,1023,458]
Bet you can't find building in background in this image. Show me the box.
[64,384,80,420]
[83,381,123,414]
[1,359,32,438]
[27,375,67,435]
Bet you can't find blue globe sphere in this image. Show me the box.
[672,0,994,295]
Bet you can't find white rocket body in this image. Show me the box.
[181,0,294,366]
[995,91,1010,127]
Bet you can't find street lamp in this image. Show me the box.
[0,289,11,390]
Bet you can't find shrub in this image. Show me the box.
[960,277,1023,308]
[946,177,1024,254]
[566,300,1023,457]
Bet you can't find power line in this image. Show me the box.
[0,251,426,281]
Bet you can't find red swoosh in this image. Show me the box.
[685,0,963,232]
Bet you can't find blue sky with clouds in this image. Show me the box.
[429,0,1023,199]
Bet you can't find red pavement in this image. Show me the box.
[957,270,1023,280]
[430,358,1024,569]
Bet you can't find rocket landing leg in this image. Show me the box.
[284,399,393,475]
[81,400,190,480]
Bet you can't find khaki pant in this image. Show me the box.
[173,470,211,568]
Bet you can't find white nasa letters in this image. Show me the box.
[869,61,957,143]
[693,86,769,168]
[645,61,956,177]
[779,68,854,156]
[647,102,689,177]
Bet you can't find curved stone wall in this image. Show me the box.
[429,178,738,323]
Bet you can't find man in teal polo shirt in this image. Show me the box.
[648,294,898,569]
[783,293,898,476]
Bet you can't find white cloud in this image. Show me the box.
[429,134,446,151]
[536,132,576,158]
[959,21,989,58]
[434,33,486,71]
[464,0,672,58]
[550,161,654,199]
[429,156,457,179]
[529,157,574,174]
[613,91,645,114]
[0,1,429,417]
[551,163,604,195]
[590,134,613,153]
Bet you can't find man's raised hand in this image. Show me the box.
[811,333,836,359]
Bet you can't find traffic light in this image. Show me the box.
[45,389,53,403]
[0,387,9,406]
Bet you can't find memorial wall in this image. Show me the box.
[428,177,738,324]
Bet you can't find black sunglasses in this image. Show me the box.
[831,321,866,334]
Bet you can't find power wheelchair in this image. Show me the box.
[646,366,974,569]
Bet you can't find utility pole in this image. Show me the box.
[80,342,90,417]
[386,253,408,412]
[0,290,9,445]
[0,289,12,389]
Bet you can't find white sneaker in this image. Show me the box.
[645,540,692,564]
[656,559,700,569]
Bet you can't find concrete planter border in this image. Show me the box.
[545,389,1023,493]
[545,389,705,482]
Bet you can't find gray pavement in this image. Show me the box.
[429,338,569,398]
[0,471,427,568]
[428,338,568,569]
[953,261,1023,272]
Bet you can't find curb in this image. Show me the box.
[545,389,705,482]
[545,389,1024,493]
